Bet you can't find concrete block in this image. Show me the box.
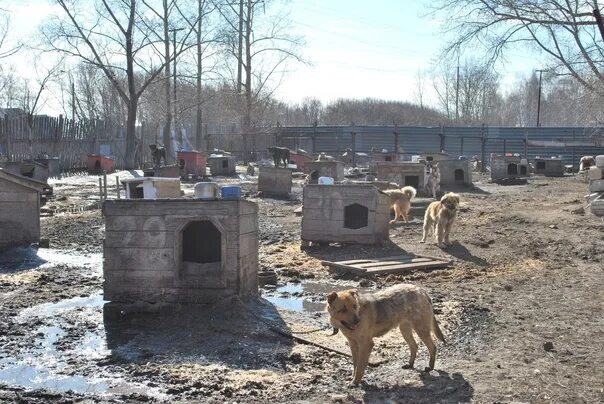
[258,166,292,195]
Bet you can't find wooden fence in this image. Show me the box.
[0,115,277,172]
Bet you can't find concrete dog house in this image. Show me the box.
[437,160,473,186]
[301,184,390,246]
[103,199,258,304]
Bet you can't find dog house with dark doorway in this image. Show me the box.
[534,157,564,177]
[304,161,344,181]
[437,160,473,186]
[374,162,427,194]
[102,199,258,304]
[208,156,236,176]
[490,154,529,181]
[301,184,390,245]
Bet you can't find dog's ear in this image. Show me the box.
[349,289,359,298]
[327,292,338,305]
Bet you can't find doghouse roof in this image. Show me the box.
[0,168,46,192]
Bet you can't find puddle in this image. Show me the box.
[0,358,110,394]
[263,282,344,312]
[0,246,102,273]
[18,293,105,321]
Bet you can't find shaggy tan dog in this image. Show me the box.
[327,284,445,385]
[383,186,416,224]
[420,192,461,248]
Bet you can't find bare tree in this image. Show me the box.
[217,0,305,159]
[43,0,196,168]
[0,9,21,60]
[434,0,604,96]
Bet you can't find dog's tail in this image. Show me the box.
[401,186,417,200]
[432,314,446,343]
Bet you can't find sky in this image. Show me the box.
[0,0,542,114]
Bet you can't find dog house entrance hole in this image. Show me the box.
[507,164,518,175]
[221,159,229,169]
[520,165,527,175]
[344,203,369,229]
[404,175,419,189]
[385,156,392,162]
[130,184,144,199]
[454,169,465,183]
[182,220,221,264]
[536,161,546,170]
[94,160,101,172]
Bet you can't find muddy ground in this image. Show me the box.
[0,170,603,403]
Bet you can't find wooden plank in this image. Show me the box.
[336,255,414,265]
[365,260,450,274]
[321,255,451,275]
[355,258,432,269]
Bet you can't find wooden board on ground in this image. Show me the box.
[321,254,452,275]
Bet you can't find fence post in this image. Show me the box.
[439,124,445,152]
[481,124,487,173]
[460,136,464,156]
[393,123,399,155]
[503,139,506,154]
[351,124,357,167]
[524,130,528,158]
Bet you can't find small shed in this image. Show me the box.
[177,151,207,178]
[103,199,258,304]
[0,169,45,250]
[304,161,345,181]
[437,160,473,186]
[35,157,61,177]
[490,155,529,181]
[0,160,49,184]
[87,155,115,174]
[208,155,236,176]
[534,157,564,177]
[421,152,450,164]
[121,177,181,199]
[374,162,426,192]
[258,166,292,196]
[289,151,314,172]
[371,150,399,163]
[301,184,390,245]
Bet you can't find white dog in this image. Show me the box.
[425,164,440,199]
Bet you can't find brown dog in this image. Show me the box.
[383,186,416,224]
[420,192,460,248]
[327,284,445,385]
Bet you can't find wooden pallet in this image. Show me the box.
[321,254,452,275]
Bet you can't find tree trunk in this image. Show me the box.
[196,0,203,151]
[163,0,172,162]
[124,0,137,170]
[124,98,138,169]
[243,0,252,163]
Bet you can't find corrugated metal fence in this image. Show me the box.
[275,125,604,167]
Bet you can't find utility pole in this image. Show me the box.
[536,69,546,127]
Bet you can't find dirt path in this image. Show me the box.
[0,171,602,403]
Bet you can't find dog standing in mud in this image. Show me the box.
[327,284,445,385]
[383,186,416,224]
[421,192,461,248]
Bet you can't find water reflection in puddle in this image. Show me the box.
[263,282,345,312]
[0,359,110,394]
